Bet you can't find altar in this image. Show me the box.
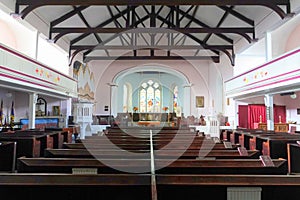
[137,121,161,127]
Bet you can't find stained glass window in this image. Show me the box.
[173,86,178,112]
[139,80,161,112]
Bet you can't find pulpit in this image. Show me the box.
[73,102,93,139]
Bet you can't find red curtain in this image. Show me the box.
[238,105,248,128]
[274,105,286,123]
[248,104,266,129]
[237,104,287,129]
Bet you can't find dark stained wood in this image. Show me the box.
[155,158,287,175]
[44,148,151,159]
[0,173,300,186]
[0,174,151,200]
[44,148,259,159]
[17,157,151,173]
[17,157,287,175]
[63,141,239,150]
[0,141,16,172]
[0,136,41,158]
[287,143,300,174]
[3,130,61,156]
[1,174,300,199]
[45,127,77,143]
[261,138,297,159]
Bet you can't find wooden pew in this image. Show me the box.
[0,135,42,158]
[17,157,151,173]
[287,143,300,174]
[261,137,300,159]
[45,127,75,143]
[106,126,191,132]
[1,173,300,200]
[17,157,287,175]
[36,129,65,149]
[155,158,287,175]
[0,174,152,200]
[247,133,292,151]
[63,141,240,150]
[44,148,260,159]
[235,130,292,150]
[14,129,63,148]
[1,130,61,156]
[44,148,151,159]
[155,174,300,200]
[74,139,223,151]
[0,141,16,172]
[239,133,300,158]
[80,136,217,148]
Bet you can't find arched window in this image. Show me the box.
[123,83,132,112]
[123,84,128,112]
[173,85,178,112]
[139,80,161,112]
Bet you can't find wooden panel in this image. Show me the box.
[17,157,288,175]
[258,123,289,132]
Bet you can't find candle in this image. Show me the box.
[259,115,262,123]
[279,115,282,123]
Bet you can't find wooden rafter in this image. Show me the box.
[13,0,291,65]
[83,55,220,62]
[51,27,255,43]
[15,0,291,19]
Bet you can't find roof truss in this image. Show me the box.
[14,0,292,66]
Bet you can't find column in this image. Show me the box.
[108,83,118,125]
[183,84,192,117]
[265,31,272,62]
[264,94,274,131]
[28,93,38,129]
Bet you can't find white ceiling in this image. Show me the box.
[11,1,294,65]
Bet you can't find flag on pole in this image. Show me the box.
[10,101,14,128]
[0,99,3,126]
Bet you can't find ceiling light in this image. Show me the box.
[290,93,297,99]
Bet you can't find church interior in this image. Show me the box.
[1,0,300,199]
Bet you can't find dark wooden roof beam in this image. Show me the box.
[70,6,135,45]
[68,15,150,62]
[202,6,233,44]
[71,44,233,51]
[107,6,126,46]
[83,55,220,62]
[171,6,233,44]
[53,27,254,34]
[52,27,255,43]
[15,0,291,19]
[218,6,254,26]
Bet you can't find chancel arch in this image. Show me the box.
[113,65,191,116]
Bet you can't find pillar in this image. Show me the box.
[28,93,38,129]
[264,94,274,131]
[183,84,192,117]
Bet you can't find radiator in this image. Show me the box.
[227,187,262,200]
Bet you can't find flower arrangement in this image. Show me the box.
[162,106,168,112]
[133,107,138,112]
